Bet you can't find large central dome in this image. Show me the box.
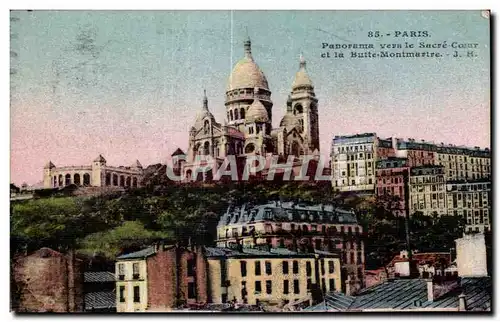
[226,37,269,92]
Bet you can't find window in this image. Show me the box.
[241,261,247,277]
[306,262,312,276]
[293,261,299,274]
[307,278,312,291]
[187,259,195,277]
[255,261,261,276]
[119,286,125,302]
[328,260,334,274]
[266,281,272,295]
[329,279,335,291]
[265,261,272,275]
[188,282,196,299]
[293,279,300,294]
[282,261,289,274]
[283,280,289,294]
[118,264,125,280]
[132,263,140,280]
[255,281,262,294]
[321,260,325,275]
[133,286,140,303]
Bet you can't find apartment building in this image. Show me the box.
[115,245,207,312]
[216,201,365,293]
[446,179,491,233]
[435,144,491,181]
[205,246,341,307]
[375,157,410,217]
[409,165,447,217]
[393,138,436,168]
[331,133,395,192]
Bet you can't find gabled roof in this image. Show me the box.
[171,148,186,157]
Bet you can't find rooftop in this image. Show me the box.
[205,246,339,259]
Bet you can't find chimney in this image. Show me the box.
[426,279,434,302]
[458,293,467,311]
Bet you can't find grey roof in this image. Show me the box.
[218,201,358,227]
[205,247,339,259]
[305,277,491,312]
[84,271,116,283]
[85,291,116,310]
[117,246,156,260]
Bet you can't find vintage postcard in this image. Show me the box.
[10,10,491,313]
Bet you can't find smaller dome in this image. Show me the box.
[292,55,313,89]
[246,99,269,123]
[280,113,300,131]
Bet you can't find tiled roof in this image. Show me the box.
[305,277,491,312]
[117,246,156,260]
[84,271,116,283]
[85,291,116,310]
[218,201,358,226]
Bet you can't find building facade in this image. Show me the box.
[446,179,491,233]
[375,157,410,217]
[115,245,207,312]
[393,138,437,168]
[205,247,341,307]
[180,38,320,181]
[435,144,491,181]
[43,155,144,189]
[331,133,395,192]
[409,165,447,217]
[216,201,365,293]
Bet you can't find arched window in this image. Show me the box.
[58,174,63,186]
[83,173,91,186]
[65,174,71,186]
[240,108,245,119]
[119,175,125,187]
[112,174,118,186]
[186,170,192,181]
[230,110,233,121]
[53,176,57,187]
[204,141,210,155]
[291,141,301,156]
[204,120,210,134]
[73,173,81,186]
[126,177,131,187]
[245,143,255,154]
[294,104,303,115]
[105,173,111,186]
[234,108,239,120]
[132,177,138,187]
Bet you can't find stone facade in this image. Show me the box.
[331,133,395,192]
[180,37,320,180]
[216,201,365,293]
[43,155,144,189]
[446,180,491,233]
[409,165,447,217]
[12,248,83,312]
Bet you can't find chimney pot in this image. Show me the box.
[426,278,434,302]
[458,293,467,311]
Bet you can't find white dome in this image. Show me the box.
[226,38,269,91]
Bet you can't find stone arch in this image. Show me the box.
[126,176,131,187]
[230,110,233,121]
[74,173,81,186]
[105,173,111,186]
[65,173,71,186]
[119,175,125,187]
[234,108,239,120]
[240,107,245,119]
[194,143,201,155]
[291,141,302,156]
[112,173,118,186]
[204,120,210,134]
[294,104,303,115]
[132,177,138,187]
[83,173,91,186]
[58,174,63,186]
